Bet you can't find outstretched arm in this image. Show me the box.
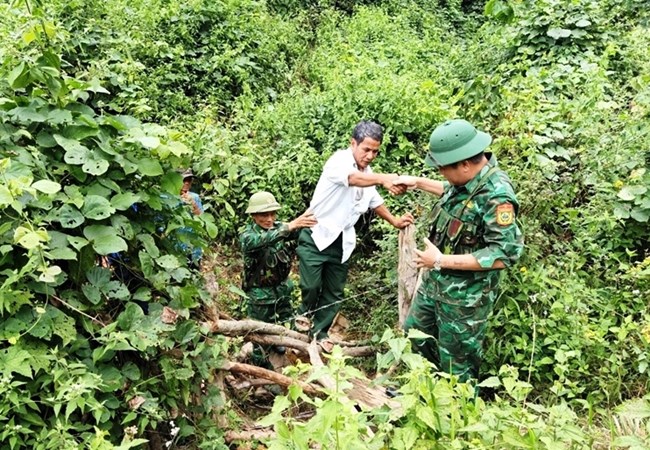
[392,175,445,197]
[374,204,414,229]
[348,171,407,196]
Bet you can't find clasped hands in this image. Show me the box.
[384,175,418,196]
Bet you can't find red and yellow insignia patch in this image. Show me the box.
[496,203,515,226]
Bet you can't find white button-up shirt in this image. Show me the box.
[308,148,384,263]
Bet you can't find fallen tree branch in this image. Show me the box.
[219,360,321,395]
[328,337,371,347]
[225,429,275,443]
[227,377,278,390]
[245,334,375,358]
[340,345,375,357]
[208,319,310,342]
[246,334,310,353]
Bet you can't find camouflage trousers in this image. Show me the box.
[245,282,294,368]
[403,285,494,383]
[245,281,294,325]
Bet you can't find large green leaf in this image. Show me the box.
[0,185,13,205]
[67,236,89,251]
[547,28,572,39]
[137,158,163,176]
[57,204,85,228]
[156,255,180,269]
[161,171,183,195]
[82,195,115,220]
[86,266,111,287]
[618,185,648,201]
[83,225,128,255]
[137,234,160,258]
[32,179,61,194]
[133,136,160,149]
[111,214,134,239]
[116,155,139,174]
[0,347,33,377]
[55,134,91,165]
[630,208,649,222]
[82,283,102,304]
[14,226,48,249]
[47,109,73,125]
[9,106,47,123]
[111,192,140,211]
[63,125,99,140]
[82,151,110,175]
[7,62,30,89]
[105,280,130,300]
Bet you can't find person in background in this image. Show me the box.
[175,169,204,264]
[180,169,203,216]
[395,118,524,384]
[240,191,317,361]
[296,120,414,345]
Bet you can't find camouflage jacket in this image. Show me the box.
[240,221,299,292]
[425,154,524,306]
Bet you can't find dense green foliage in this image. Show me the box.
[1,0,649,448]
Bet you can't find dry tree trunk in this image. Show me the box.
[206,319,375,357]
[219,360,321,395]
[225,429,276,443]
[397,225,422,328]
[208,319,310,342]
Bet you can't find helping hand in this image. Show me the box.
[289,209,318,231]
[393,175,418,190]
[382,174,408,196]
[413,238,442,269]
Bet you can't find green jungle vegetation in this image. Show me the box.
[0,0,649,448]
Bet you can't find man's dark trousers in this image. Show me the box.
[297,229,348,340]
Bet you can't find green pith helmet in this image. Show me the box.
[245,191,281,214]
[425,119,492,167]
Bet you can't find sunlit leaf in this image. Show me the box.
[630,208,649,222]
[82,151,110,175]
[32,179,61,194]
[0,185,13,205]
[547,28,572,39]
[38,265,62,283]
[156,255,181,269]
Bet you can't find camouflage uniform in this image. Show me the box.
[403,155,524,382]
[240,221,299,324]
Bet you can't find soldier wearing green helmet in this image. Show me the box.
[394,119,524,385]
[239,191,317,363]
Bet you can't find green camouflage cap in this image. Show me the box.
[246,191,281,214]
[425,119,492,167]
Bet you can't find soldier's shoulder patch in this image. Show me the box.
[496,203,515,226]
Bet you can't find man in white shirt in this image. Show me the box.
[296,120,414,341]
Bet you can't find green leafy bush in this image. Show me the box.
[0,4,227,447]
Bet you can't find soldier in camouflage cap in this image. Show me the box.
[393,119,524,383]
[240,192,317,362]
